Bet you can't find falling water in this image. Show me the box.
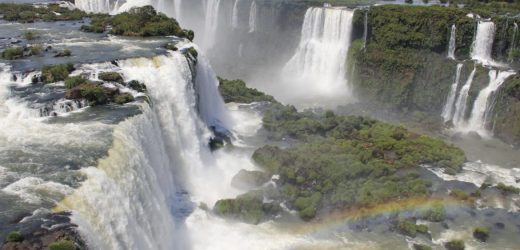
[452,67,476,127]
[471,21,496,65]
[282,7,354,104]
[465,70,515,135]
[362,10,368,50]
[74,0,119,13]
[203,0,222,50]
[510,23,518,62]
[447,24,457,59]
[174,0,182,21]
[441,63,463,122]
[248,0,257,33]
[232,0,242,29]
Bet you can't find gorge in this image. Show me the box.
[1,0,520,250]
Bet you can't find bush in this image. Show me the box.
[186,47,198,60]
[113,93,134,104]
[444,239,464,250]
[397,219,428,237]
[218,78,276,104]
[1,46,23,60]
[0,3,88,23]
[423,203,446,222]
[64,76,87,89]
[23,30,38,40]
[80,83,108,105]
[495,183,520,195]
[127,80,147,92]
[473,227,490,242]
[42,63,75,83]
[49,240,75,250]
[99,72,124,83]
[6,231,23,242]
[449,188,470,200]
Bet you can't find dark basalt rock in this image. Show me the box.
[495,222,505,229]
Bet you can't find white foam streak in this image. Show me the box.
[248,0,257,33]
[471,21,496,66]
[441,63,463,122]
[452,67,476,127]
[447,24,456,59]
[203,0,221,50]
[232,0,242,29]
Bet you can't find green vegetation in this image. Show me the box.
[473,227,490,242]
[99,72,124,84]
[76,83,108,106]
[495,182,520,195]
[81,6,194,39]
[494,75,520,146]
[213,191,280,224]
[164,43,178,51]
[1,46,24,60]
[23,30,38,40]
[186,47,198,60]
[0,3,87,22]
[114,93,134,105]
[49,239,75,250]
[413,244,432,250]
[5,231,23,242]
[64,76,88,89]
[422,203,446,222]
[127,80,147,92]
[449,188,470,200]
[397,219,429,237]
[444,239,465,250]
[42,63,75,83]
[218,78,276,104]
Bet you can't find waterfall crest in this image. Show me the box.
[75,0,120,13]
[447,24,456,59]
[441,63,463,122]
[471,21,496,65]
[282,7,354,105]
[248,0,257,33]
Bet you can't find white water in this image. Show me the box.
[74,0,120,14]
[510,23,518,62]
[174,0,182,21]
[471,21,496,65]
[441,63,463,122]
[248,0,257,33]
[362,10,368,50]
[452,67,476,127]
[203,0,221,50]
[464,70,515,135]
[282,7,354,106]
[232,0,242,29]
[447,24,456,59]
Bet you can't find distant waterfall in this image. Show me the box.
[471,21,496,65]
[248,0,257,33]
[441,63,463,122]
[282,7,354,104]
[74,0,120,13]
[232,0,241,29]
[203,0,221,50]
[174,0,182,21]
[447,24,456,59]
[452,67,476,127]
[362,10,368,50]
[510,23,518,62]
[465,70,515,134]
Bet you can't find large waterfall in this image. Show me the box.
[471,21,496,65]
[464,70,515,135]
[74,0,120,13]
[232,0,242,29]
[282,7,354,105]
[451,67,476,127]
[447,24,456,59]
[203,0,222,50]
[441,63,463,122]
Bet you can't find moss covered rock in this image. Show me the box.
[99,72,124,83]
[473,227,490,242]
[213,191,280,224]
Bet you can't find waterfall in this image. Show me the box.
[441,63,463,122]
[75,0,119,13]
[174,0,182,21]
[447,24,456,59]
[471,21,496,65]
[248,0,257,33]
[465,70,515,134]
[362,10,368,50]
[203,0,221,50]
[510,23,518,62]
[282,7,354,104]
[452,67,477,127]
[232,0,241,29]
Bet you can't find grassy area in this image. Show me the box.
[0,3,88,22]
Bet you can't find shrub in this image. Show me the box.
[423,203,446,222]
[127,80,147,92]
[49,239,75,250]
[449,188,470,200]
[23,30,38,40]
[80,83,108,105]
[444,239,464,250]
[6,231,23,242]
[99,72,124,83]
[218,78,276,104]
[473,227,490,242]
[1,46,23,60]
[187,47,198,59]
[42,63,75,83]
[397,219,428,237]
[64,76,88,89]
[30,44,43,55]
[495,183,520,195]
[113,93,134,104]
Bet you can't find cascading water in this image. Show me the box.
[282,7,354,105]
[452,67,476,127]
[441,63,463,122]
[471,20,496,65]
[203,0,222,50]
[174,0,182,21]
[248,0,257,33]
[362,10,368,50]
[464,70,515,135]
[510,23,518,62]
[447,24,456,59]
[232,0,242,29]
[74,0,120,13]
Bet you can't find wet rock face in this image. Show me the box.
[1,212,86,250]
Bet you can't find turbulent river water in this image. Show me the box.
[0,0,520,250]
